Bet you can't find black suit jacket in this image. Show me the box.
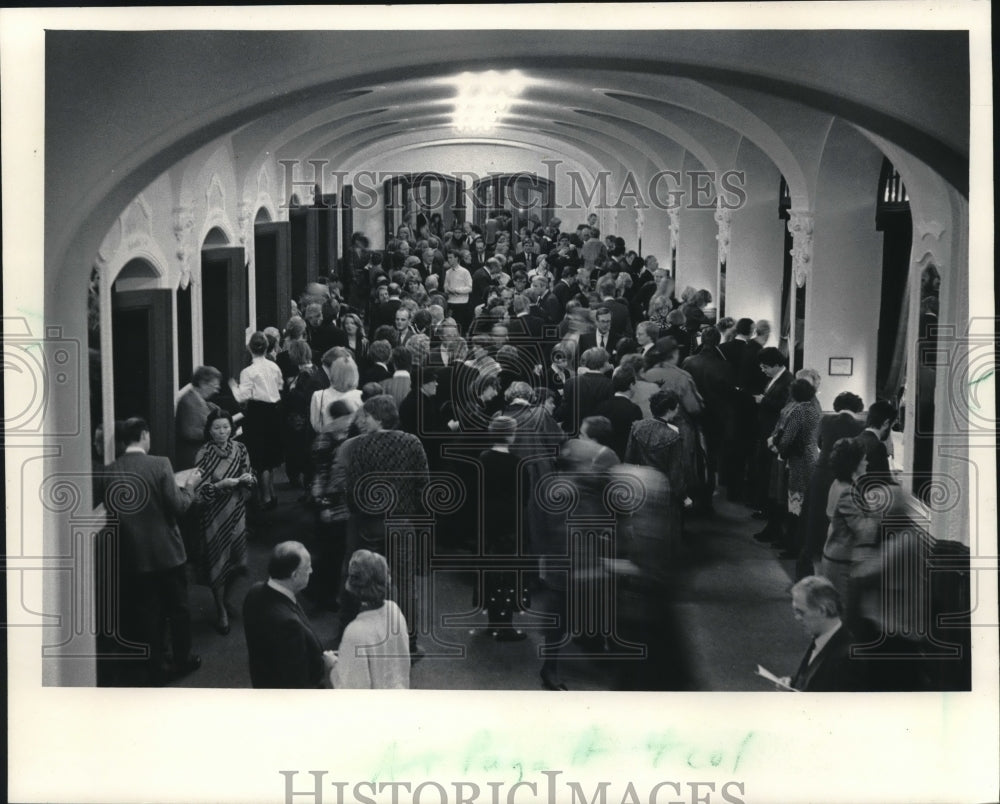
[360,362,391,386]
[682,348,736,431]
[792,626,867,691]
[719,338,749,373]
[595,395,643,460]
[558,371,614,433]
[579,329,623,356]
[243,582,325,689]
[600,297,633,336]
[758,369,793,438]
[855,429,891,475]
[738,340,766,393]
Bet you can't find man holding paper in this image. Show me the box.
[768,575,868,691]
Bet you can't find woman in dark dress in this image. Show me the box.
[281,339,327,495]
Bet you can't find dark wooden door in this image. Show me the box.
[339,185,354,285]
[254,221,291,331]
[111,289,175,460]
[289,207,318,299]
[201,246,248,383]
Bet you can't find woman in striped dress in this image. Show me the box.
[195,409,256,635]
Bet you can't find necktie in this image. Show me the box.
[599,334,605,349]
[792,639,816,689]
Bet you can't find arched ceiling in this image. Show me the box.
[44,28,969,292]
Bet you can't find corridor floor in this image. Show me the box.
[171,474,806,691]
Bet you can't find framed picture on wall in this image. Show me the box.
[829,357,854,376]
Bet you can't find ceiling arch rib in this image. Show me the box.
[598,79,812,207]
[332,126,609,185]
[331,111,625,184]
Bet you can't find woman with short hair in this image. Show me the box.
[309,353,363,434]
[194,409,256,634]
[328,550,410,690]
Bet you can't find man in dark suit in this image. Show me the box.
[370,283,403,334]
[100,417,202,685]
[738,319,771,395]
[552,266,578,313]
[753,347,793,542]
[359,339,392,386]
[557,347,614,434]
[719,318,758,504]
[682,326,736,511]
[578,307,623,355]
[782,576,867,691]
[304,302,348,364]
[595,365,643,460]
[595,275,632,336]
[719,317,754,367]
[243,541,333,688]
[855,400,897,478]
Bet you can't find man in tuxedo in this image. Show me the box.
[100,417,202,685]
[579,307,622,355]
[243,541,333,688]
[782,575,867,691]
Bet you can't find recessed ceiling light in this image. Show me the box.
[450,70,530,134]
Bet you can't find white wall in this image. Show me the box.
[807,119,885,405]
[728,138,785,327]
[675,151,719,295]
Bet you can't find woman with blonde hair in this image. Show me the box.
[310,350,362,433]
[326,552,411,689]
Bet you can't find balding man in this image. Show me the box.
[780,576,867,691]
[243,541,333,688]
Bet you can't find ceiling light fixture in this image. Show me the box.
[451,70,529,134]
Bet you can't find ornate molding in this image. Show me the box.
[714,204,732,265]
[237,199,254,246]
[206,173,226,215]
[786,210,814,288]
[667,207,679,251]
[914,220,947,275]
[173,205,195,289]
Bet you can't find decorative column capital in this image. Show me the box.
[667,206,680,250]
[787,210,814,287]
[237,199,254,246]
[714,204,732,265]
[173,205,195,289]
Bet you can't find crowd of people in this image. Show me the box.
[98,210,963,692]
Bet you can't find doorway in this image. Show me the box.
[200,246,248,384]
[111,267,175,459]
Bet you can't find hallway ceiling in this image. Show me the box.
[44,27,970,281]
